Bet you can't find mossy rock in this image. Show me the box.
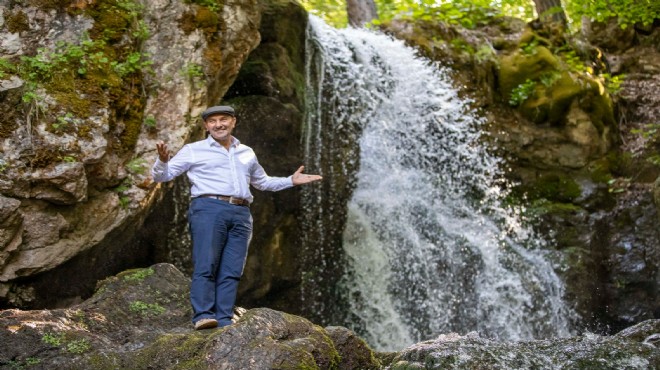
[515,173,582,203]
[499,45,559,97]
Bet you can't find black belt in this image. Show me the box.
[197,194,250,206]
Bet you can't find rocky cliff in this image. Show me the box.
[0,0,263,308]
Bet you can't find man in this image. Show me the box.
[152,105,322,330]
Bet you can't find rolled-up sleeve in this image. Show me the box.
[152,145,193,183]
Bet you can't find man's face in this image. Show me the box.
[204,113,236,143]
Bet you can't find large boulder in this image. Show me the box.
[0,263,382,369]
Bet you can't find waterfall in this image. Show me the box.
[302,16,577,352]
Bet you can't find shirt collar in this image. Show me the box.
[205,135,240,148]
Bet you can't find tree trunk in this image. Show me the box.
[346,0,378,28]
[533,0,567,26]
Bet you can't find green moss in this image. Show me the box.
[498,27,616,128]
[517,173,582,203]
[86,353,123,370]
[121,267,155,282]
[195,7,220,36]
[499,45,559,98]
[177,2,226,79]
[607,151,635,177]
[5,10,30,33]
[131,333,209,370]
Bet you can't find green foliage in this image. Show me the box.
[300,0,535,28]
[607,177,631,193]
[181,63,205,80]
[42,332,64,347]
[5,357,40,370]
[631,123,660,140]
[111,51,153,77]
[129,300,166,316]
[299,0,348,28]
[132,20,150,41]
[565,0,660,29]
[558,49,588,73]
[508,79,537,106]
[19,37,110,81]
[0,58,16,79]
[521,39,539,55]
[143,114,156,127]
[475,44,497,64]
[631,123,660,167]
[66,339,91,354]
[539,71,561,87]
[126,157,148,174]
[378,0,502,29]
[112,179,132,208]
[602,73,625,95]
[53,112,74,131]
[25,358,41,366]
[450,38,475,54]
[21,82,41,105]
[302,0,655,32]
[59,155,77,163]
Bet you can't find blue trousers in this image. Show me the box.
[188,197,252,326]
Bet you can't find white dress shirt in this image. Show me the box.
[152,136,293,203]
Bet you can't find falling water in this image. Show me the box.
[302,16,577,352]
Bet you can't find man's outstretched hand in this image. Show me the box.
[156,141,171,163]
[292,166,322,186]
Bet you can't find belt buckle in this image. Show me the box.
[229,196,239,205]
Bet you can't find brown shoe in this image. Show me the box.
[194,318,218,330]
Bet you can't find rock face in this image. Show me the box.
[0,263,382,370]
[0,0,261,308]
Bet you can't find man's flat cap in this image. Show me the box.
[201,105,236,120]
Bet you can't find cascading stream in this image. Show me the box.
[302,16,577,352]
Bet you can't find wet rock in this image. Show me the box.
[389,330,660,369]
[326,325,382,369]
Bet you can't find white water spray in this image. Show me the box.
[303,16,576,351]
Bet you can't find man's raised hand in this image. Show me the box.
[292,165,322,186]
[156,141,171,163]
